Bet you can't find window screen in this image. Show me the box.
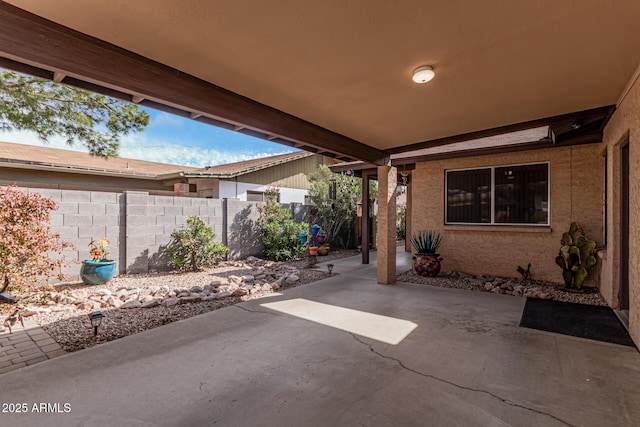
[446,163,548,225]
[446,168,491,223]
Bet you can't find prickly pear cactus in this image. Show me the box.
[555,222,597,289]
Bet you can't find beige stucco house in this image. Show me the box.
[1,2,639,348]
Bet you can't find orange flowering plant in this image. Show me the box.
[88,238,112,262]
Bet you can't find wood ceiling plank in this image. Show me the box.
[0,2,388,164]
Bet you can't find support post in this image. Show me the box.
[361,170,370,264]
[377,165,397,284]
[405,177,412,252]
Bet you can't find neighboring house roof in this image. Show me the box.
[168,151,314,179]
[0,141,316,182]
[0,140,196,179]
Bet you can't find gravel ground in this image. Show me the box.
[7,249,358,353]
[397,269,607,306]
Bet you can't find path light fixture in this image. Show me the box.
[89,311,105,336]
[412,65,435,83]
[327,264,334,274]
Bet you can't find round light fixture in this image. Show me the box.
[412,65,435,84]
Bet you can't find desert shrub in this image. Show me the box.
[307,164,365,248]
[0,186,71,294]
[257,192,307,261]
[167,216,228,271]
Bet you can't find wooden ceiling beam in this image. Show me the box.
[0,2,388,165]
[52,71,65,82]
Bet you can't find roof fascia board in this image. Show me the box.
[0,159,160,179]
[387,106,614,154]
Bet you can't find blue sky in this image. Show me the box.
[3,106,294,167]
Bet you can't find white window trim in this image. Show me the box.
[445,161,550,226]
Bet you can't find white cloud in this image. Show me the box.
[0,130,292,167]
[149,112,185,127]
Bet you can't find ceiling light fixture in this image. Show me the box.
[412,65,435,83]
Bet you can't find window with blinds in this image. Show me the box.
[446,163,549,225]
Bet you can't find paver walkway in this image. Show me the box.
[0,316,66,374]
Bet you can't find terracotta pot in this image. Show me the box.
[412,254,442,277]
[309,246,319,256]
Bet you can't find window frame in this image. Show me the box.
[445,161,550,226]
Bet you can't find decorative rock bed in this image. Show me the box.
[397,270,607,306]
[3,250,357,352]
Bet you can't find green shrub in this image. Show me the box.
[167,216,228,271]
[257,196,307,261]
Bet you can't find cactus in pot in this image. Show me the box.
[554,222,597,289]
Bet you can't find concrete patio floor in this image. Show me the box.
[0,252,639,426]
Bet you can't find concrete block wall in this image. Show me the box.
[22,188,125,282]
[19,188,309,282]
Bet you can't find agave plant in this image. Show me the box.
[411,230,443,255]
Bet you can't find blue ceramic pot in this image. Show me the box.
[298,232,308,243]
[81,260,117,285]
[311,224,321,235]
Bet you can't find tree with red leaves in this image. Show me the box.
[0,186,71,301]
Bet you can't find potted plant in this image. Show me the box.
[316,230,327,244]
[318,244,330,256]
[80,239,116,285]
[411,230,444,277]
[309,246,319,256]
[310,224,321,235]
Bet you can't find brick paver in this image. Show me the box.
[0,315,66,374]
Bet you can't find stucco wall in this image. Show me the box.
[411,144,603,284]
[600,66,640,345]
[218,180,308,203]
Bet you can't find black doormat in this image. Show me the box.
[519,298,635,347]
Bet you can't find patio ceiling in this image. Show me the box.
[1,1,639,163]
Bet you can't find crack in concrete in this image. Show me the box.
[350,334,575,427]
[233,304,291,319]
[234,300,574,426]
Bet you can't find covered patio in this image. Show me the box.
[0,252,639,426]
[1,4,640,419]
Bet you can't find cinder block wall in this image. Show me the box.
[20,188,125,282]
[17,188,310,282]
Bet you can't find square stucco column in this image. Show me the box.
[377,165,397,284]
